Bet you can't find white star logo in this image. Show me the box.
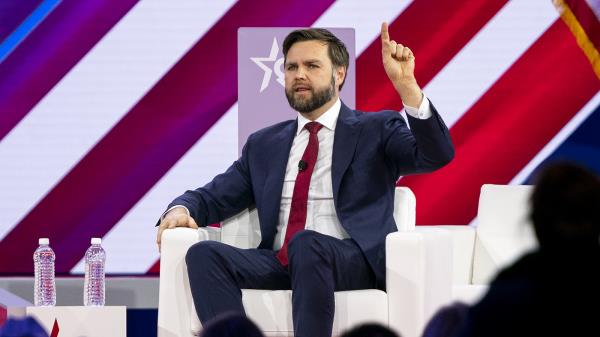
[250,37,285,93]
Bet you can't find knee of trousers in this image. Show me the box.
[185,240,226,270]
[287,230,328,268]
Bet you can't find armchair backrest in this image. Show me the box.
[471,184,538,284]
[220,186,416,249]
[394,186,416,231]
[221,208,261,248]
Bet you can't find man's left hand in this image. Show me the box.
[380,22,423,107]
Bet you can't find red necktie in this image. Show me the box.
[276,122,323,266]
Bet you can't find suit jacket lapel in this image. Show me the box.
[262,120,297,240]
[332,103,361,201]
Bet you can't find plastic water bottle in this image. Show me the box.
[33,238,56,306]
[83,238,106,306]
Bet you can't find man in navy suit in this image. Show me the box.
[157,24,454,337]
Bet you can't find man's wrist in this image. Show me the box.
[161,205,190,221]
[404,93,432,119]
[393,78,422,108]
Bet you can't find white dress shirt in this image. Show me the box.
[274,99,347,250]
[165,95,433,251]
[273,95,431,250]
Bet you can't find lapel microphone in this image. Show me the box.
[298,160,308,172]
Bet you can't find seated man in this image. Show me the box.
[157,24,454,337]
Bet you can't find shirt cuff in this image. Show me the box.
[404,93,433,119]
[160,205,190,221]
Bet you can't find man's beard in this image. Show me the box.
[285,75,335,114]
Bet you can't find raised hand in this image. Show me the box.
[381,22,416,84]
[380,22,422,107]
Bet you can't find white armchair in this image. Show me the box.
[392,184,538,337]
[157,187,421,337]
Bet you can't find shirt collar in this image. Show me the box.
[296,98,341,136]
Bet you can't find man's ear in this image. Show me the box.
[335,66,347,90]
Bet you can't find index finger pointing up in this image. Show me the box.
[381,22,390,42]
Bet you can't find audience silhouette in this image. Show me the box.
[455,162,600,337]
[341,323,400,337]
[200,312,264,337]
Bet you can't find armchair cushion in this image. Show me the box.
[239,289,387,336]
[472,184,537,284]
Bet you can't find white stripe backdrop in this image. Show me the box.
[424,0,558,128]
[313,0,414,55]
[73,0,417,273]
[74,0,571,273]
[0,0,237,242]
[72,105,239,273]
[510,92,600,185]
[468,92,600,228]
[1,0,581,273]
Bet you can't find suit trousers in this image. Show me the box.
[185,229,377,337]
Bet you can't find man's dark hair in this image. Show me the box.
[530,162,600,249]
[282,28,350,90]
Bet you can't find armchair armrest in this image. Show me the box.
[385,227,453,337]
[394,187,416,231]
[432,226,476,285]
[220,208,260,248]
[158,227,219,337]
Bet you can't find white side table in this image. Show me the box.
[25,306,126,337]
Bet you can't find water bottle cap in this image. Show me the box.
[38,238,49,245]
[91,238,102,244]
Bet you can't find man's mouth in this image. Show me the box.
[294,86,311,92]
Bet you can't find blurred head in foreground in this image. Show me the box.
[340,323,400,337]
[529,162,600,251]
[200,312,264,337]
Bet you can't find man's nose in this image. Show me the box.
[295,66,307,79]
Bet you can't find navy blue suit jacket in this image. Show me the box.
[168,101,454,289]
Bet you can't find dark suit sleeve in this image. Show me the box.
[382,100,454,177]
[160,136,255,227]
